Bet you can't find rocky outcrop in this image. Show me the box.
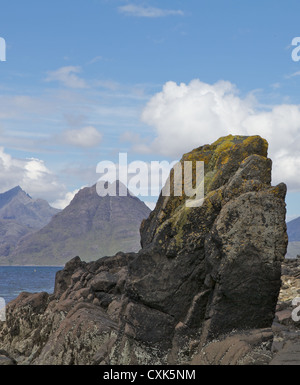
[189,258,300,365]
[0,135,288,365]
[190,328,274,365]
[270,258,300,365]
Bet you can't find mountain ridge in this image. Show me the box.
[286,217,300,258]
[9,182,151,265]
[287,216,300,242]
[0,186,60,262]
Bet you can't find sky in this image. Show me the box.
[1,0,300,220]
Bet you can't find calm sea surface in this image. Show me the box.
[0,266,63,303]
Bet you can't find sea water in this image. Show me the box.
[0,266,63,303]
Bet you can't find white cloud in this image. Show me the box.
[88,56,104,64]
[45,66,88,89]
[24,157,52,181]
[0,147,67,203]
[286,70,300,79]
[118,4,184,18]
[51,188,81,210]
[63,126,102,148]
[0,94,54,121]
[141,79,300,192]
[143,200,156,210]
[141,80,253,156]
[93,79,120,91]
[271,82,281,89]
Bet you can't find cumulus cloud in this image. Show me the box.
[45,66,88,89]
[50,188,81,209]
[0,147,66,203]
[118,4,184,18]
[63,126,102,148]
[141,79,300,191]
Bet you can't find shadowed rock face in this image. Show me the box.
[0,135,288,365]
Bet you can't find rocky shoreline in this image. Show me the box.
[0,135,297,365]
[0,257,298,365]
[270,258,300,365]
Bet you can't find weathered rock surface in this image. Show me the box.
[190,328,274,365]
[191,258,300,365]
[0,135,289,365]
[0,349,16,365]
[270,258,300,365]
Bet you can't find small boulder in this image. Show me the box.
[91,272,117,292]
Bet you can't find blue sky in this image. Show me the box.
[1,0,300,219]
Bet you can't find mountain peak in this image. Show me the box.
[69,181,141,207]
[287,216,300,242]
[3,185,31,196]
[10,182,151,265]
[5,185,22,194]
[11,185,22,192]
[0,186,60,262]
[0,186,29,209]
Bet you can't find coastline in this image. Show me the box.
[0,265,64,268]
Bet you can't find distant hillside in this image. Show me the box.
[287,216,300,242]
[9,183,151,265]
[286,217,300,258]
[0,186,60,262]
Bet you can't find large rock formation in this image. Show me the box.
[0,135,288,365]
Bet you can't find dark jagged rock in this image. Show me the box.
[0,135,288,365]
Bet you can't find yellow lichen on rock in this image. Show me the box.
[140,134,272,253]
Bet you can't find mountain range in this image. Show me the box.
[0,182,151,265]
[1,182,299,264]
[0,186,60,263]
[287,216,300,242]
[286,216,300,258]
